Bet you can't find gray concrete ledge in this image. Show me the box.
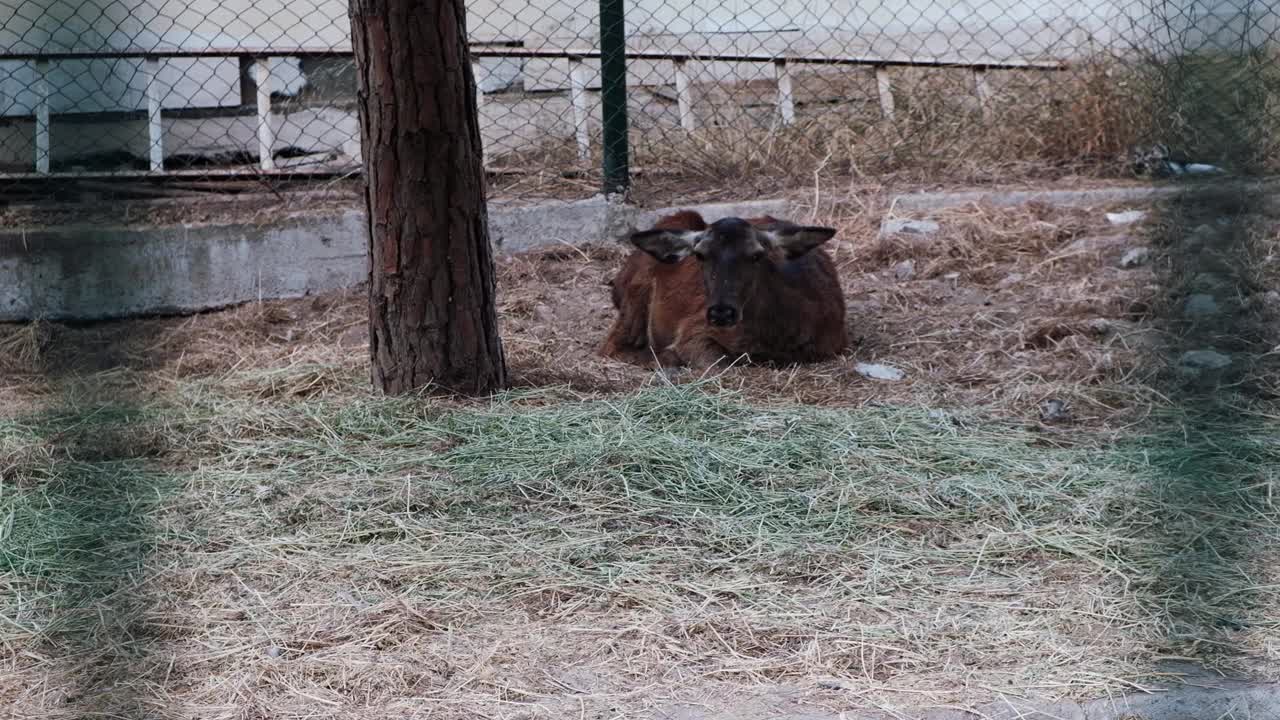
[660,679,1280,720]
[0,194,794,322]
[889,179,1280,213]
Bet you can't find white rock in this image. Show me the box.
[996,273,1024,290]
[1119,247,1150,268]
[1183,294,1219,319]
[1039,399,1070,423]
[893,260,915,281]
[880,218,940,237]
[1179,350,1231,370]
[1106,210,1147,225]
[854,362,906,381]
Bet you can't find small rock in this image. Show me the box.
[1183,294,1219,319]
[1183,224,1218,251]
[880,218,940,237]
[1119,247,1150,268]
[996,273,1024,290]
[1179,349,1231,370]
[1087,318,1113,335]
[1188,273,1231,293]
[1265,290,1280,307]
[266,646,284,659]
[532,304,555,323]
[1106,210,1147,225]
[854,362,906,382]
[1065,234,1131,254]
[1184,163,1224,175]
[1039,399,1070,423]
[338,326,369,348]
[893,260,915,281]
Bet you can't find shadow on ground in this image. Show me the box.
[2,321,180,715]
[1132,184,1280,676]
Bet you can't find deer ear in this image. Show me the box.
[629,229,701,264]
[767,226,837,259]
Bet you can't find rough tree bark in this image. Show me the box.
[349,0,507,395]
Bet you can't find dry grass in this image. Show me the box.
[480,58,1164,204]
[484,52,1280,205]
[3,192,1280,718]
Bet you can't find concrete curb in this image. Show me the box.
[662,680,1280,720]
[0,195,795,322]
[888,179,1280,214]
[914,680,1278,720]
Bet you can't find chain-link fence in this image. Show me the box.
[0,0,356,182]
[3,0,1279,198]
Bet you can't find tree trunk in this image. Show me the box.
[349,0,507,395]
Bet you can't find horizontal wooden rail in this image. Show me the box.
[0,45,1068,72]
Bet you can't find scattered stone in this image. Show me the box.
[659,366,690,382]
[996,273,1024,290]
[1179,349,1231,370]
[1064,233,1131,254]
[1183,224,1219,251]
[893,260,915,281]
[1119,247,1150,268]
[880,218,940,237]
[532,304,555,323]
[1039,399,1070,423]
[338,325,369,348]
[266,646,284,659]
[1266,290,1280,307]
[1184,162,1224,175]
[1106,210,1146,225]
[1087,318,1113,335]
[1188,273,1230,294]
[854,362,906,382]
[1183,294,1219,320]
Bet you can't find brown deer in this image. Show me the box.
[601,210,847,368]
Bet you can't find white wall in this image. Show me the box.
[1,0,1272,119]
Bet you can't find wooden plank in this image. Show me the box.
[774,60,795,126]
[875,66,895,120]
[256,58,275,171]
[973,68,993,119]
[144,58,164,171]
[34,60,50,173]
[0,46,1069,72]
[568,57,592,161]
[673,58,695,131]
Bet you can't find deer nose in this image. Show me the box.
[707,304,738,327]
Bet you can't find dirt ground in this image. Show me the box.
[5,188,1259,426]
[4,187,1280,719]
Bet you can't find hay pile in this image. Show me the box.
[4,192,1280,717]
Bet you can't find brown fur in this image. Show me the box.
[601,211,848,368]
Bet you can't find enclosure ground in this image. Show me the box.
[3,188,1280,719]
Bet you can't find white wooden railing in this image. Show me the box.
[0,46,1066,176]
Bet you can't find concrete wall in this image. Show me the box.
[0,195,793,322]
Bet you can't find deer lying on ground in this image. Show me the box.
[601,210,847,368]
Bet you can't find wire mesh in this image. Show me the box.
[1,0,1278,196]
[0,0,356,179]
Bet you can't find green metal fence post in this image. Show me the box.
[598,0,630,195]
